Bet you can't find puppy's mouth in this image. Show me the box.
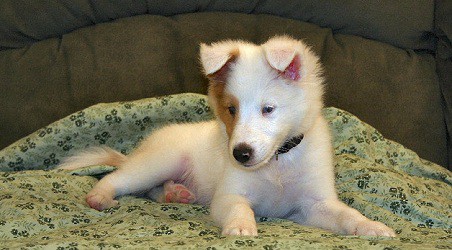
[242,155,274,169]
[234,144,282,169]
[235,134,304,169]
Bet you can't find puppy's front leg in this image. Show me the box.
[304,199,396,237]
[211,194,257,236]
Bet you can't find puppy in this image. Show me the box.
[60,36,395,237]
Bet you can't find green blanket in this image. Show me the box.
[0,93,450,249]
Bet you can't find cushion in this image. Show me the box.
[0,0,435,50]
[0,94,450,248]
[0,12,447,166]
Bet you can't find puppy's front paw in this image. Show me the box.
[354,220,396,237]
[86,193,119,211]
[222,218,258,236]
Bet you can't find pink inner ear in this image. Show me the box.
[209,59,234,83]
[206,49,239,83]
[282,55,301,81]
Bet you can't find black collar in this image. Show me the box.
[275,134,304,160]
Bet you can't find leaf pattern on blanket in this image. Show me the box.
[0,93,451,249]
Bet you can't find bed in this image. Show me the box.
[0,93,451,248]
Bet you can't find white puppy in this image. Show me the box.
[60,36,395,237]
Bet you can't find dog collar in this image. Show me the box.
[275,134,304,160]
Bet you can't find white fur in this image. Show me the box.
[200,41,236,75]
[60,36,395,237]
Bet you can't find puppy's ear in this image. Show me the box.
[263,37,301,81]
[200,42,239,83]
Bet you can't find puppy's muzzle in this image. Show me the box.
[233,143,253,165]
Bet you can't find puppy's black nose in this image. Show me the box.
[233,143,253,164]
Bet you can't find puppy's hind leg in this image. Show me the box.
[148,180,196,204]
[86,147,193,211]
[86,178,119,211]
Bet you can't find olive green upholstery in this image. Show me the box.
[0,0,450,168]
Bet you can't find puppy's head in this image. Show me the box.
[200,36,324,169]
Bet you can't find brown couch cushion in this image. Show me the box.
[0,12,447,167]
[0,0,436,51]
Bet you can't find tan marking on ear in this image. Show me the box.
[208,83,239,137]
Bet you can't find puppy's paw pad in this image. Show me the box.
[86,193,118,211]
[222,219,258,236]
[163,181,196,204]
[354,220,396,237]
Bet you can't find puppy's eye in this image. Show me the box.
[228,106,236,116]
[262,105,275,115]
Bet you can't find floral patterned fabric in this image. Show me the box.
[0,93,450,249]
